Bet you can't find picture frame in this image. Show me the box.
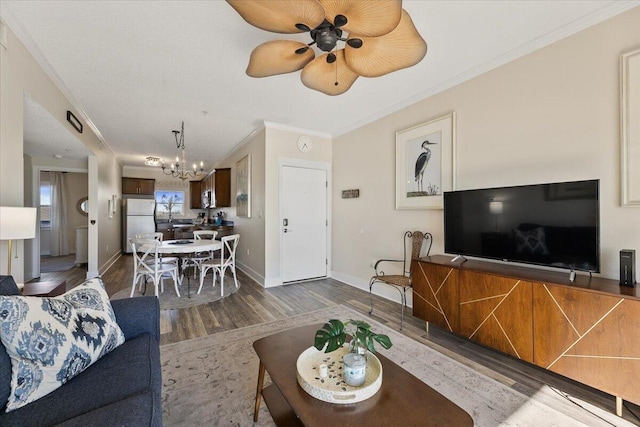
[621,46,640,207]
[66,110,83,134]
[395,112,456,209]
[236,154,251,217]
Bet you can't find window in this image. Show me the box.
[155,191,184,217]
[40,182,51,227]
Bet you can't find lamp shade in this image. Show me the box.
[0,207,37,240]
[489,201,504,215]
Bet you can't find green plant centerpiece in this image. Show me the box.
[314,319,392,387]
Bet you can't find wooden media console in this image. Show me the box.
[412,255,640,415]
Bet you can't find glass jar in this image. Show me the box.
[343,352,366,386]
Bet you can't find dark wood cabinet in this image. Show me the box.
[156,223,174,241]
[122,178,155,195]
[213,168,231,208]
[199,168,231,208]
[189,180,202,209]
[414,255,640,407]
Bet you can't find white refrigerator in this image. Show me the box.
[123,198,156,253]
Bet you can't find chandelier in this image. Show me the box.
[161,121,204,181]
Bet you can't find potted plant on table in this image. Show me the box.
[314,319,392,386]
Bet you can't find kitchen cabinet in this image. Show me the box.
[122,178,155,195]
[189,180,202,209]
[200,168,231,208]
[212,168,231,208]
[156,223,174,241]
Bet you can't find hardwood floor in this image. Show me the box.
[43,254,640,425]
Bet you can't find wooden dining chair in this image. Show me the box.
[198,234,239,295]
[368,231,433,329]
[129,238,181,297]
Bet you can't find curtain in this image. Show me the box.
[49,172,69,256]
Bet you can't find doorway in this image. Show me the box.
[23,94,93,282]
[280,164,328,283]
[38,170,88,274]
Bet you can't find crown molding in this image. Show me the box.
[0,11,122,165]
[332,1,640,138]
[263,121,331,139]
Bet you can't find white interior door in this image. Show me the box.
[281,166,327,283]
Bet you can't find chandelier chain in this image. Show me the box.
[160,121,204,181]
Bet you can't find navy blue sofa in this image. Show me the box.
[0,276,162,426]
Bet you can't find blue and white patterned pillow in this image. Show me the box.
[0,277,125,411]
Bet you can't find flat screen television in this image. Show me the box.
[444,179,600,272]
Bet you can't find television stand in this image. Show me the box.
[411,254,640,415]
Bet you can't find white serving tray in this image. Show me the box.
[296,345,382,404]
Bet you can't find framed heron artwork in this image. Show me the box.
[395,113,456,209]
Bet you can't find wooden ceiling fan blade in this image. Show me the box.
[345,10,426,78]
[246,40,315,77]
[301,50,358,96]
[316,0,401,37]
[227,0,325,34]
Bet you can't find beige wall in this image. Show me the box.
[210,124,332,287]
[264,126,332,287]
[332,7,640,304]
[210,129,267,284]
[0,21,121,281]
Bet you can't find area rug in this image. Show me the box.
[111,272,241,310]
[159,305,632,427]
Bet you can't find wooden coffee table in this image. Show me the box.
[253,324,473,427]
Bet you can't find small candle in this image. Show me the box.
[318,364,328,378]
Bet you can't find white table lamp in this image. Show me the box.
[0,206,37,276]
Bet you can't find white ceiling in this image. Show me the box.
[2,1,638,169]
[23,95,93,160]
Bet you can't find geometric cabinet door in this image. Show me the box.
[533,283,640,405]
[458,271,533,363]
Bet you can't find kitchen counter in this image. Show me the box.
[155,221,234,240]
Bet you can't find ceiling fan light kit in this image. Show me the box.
[227,0,427,95]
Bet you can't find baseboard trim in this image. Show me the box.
[236,260,265,287]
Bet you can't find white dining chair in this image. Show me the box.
[136,232,179,266]
[181,230,218,279]
[198,234,239,295]
[129,238,181,297]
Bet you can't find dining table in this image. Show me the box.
[158,239,222,298]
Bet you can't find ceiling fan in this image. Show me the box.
[227,0,427,96]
